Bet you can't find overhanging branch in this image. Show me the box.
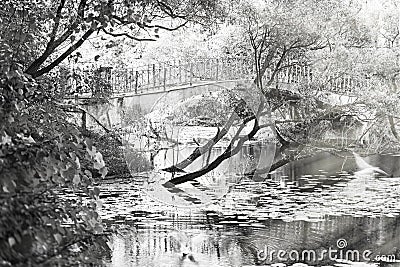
[166,118,261,185]
[30,29,95,78]
[101,28,156,41]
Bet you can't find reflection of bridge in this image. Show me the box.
[70,57,361,98]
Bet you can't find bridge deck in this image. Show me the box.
[65,57,363,99]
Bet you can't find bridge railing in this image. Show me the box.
[264,64,364,95]
[64,57,365,97]
[107,57,254,94]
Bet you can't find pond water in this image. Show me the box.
[98,146,400,267]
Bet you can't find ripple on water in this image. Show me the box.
[60,157,400,266]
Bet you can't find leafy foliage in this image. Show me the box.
[86,131,133,177]
[0,55,108,265]
[0,0,220,78]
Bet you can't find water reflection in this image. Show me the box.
[100,150,400,266]
[124,142,277,208]
[152,142,277,177]
[105,214,400,266]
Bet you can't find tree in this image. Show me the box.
[309,0,400,146]
[142,0,400,187]
[0,0,220,78]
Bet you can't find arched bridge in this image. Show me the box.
[68,57,361,98]
[69,57,363,129]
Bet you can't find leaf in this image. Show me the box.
[23,135,35,143]
[35,232,46,243]
[1,132,12,145]
[93,223,103,234]
[86,13,94,22]
[75,156,81,169]
[99,167,108,178]
[8,237,16,247]
[93,187,100,196]
[84,170,92,178]
[96,200,102,209]
[93,152,105,170]
[91,21,98,30]
[2,178,16,193]
[14,233,21,243]
[54,233,62,244]
[8,115,14,123]
[73,174,80,185]
[61,167,75,180]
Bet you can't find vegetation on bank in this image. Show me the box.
[0,0,217,265]
[0,63,108,265]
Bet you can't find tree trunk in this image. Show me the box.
[27,29,94,78]
[388,115,400,141]
[162,112,237,171]
[166,121,260,185]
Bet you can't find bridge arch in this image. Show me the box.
[85,79,248,129]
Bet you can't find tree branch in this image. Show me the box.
[244,144,307,177]
[101,28,156,41]
[25,0,88,75]
[58,103,123,145]
[30,28,94,78]
[47,0,67,49]
[162,111,238,172]
[166,117,261,185]
[156,1,187,19]
[143,21,189,31]
[388,115,400,141]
